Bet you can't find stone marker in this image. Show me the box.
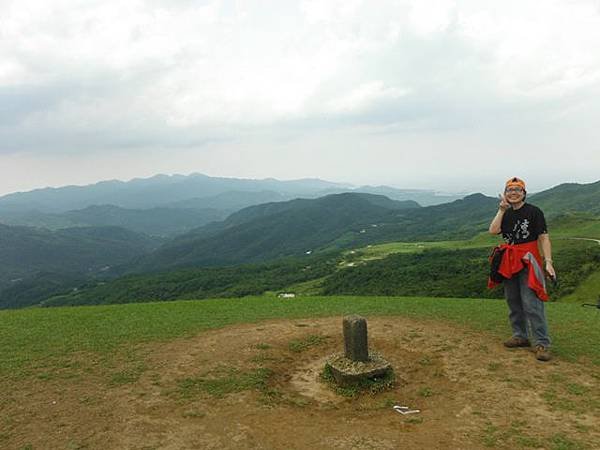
[325,315,393,387]
[343,315,369,362]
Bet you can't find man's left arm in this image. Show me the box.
[538,233,556,279]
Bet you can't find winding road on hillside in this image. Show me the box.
[564,237,600,245]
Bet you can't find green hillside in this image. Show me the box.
[62,204,225,237]
[3,180,600,310]
[324,193,499,251]
[37,222,600,308]
[0,224,160,308]
[41,253,338,307]
[127,181,600,273]
[134,193,420,272]
[324,238,600,299]
[0,224,158,280]
[0,204,227,237]
[133,193,498,274]
[530,180,600,216]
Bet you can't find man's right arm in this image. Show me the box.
[489,194,510,234]
[489,208,506,234]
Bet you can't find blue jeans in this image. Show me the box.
[504,267,551,348]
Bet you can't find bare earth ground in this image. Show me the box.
[2,316,600,450]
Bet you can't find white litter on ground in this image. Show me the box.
[393,405,420,415]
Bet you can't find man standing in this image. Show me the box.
[488,177,555,361]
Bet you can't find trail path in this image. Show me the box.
[564,237,600,245]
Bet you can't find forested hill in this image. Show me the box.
[0,204,228,237]
[131,193,420,272]
[331,193,499,247]
[530,180,600,216]
[0,224,160,289]
[129,193,503,274]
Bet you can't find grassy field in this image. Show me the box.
[2,295,600,382]
[338,233,498,264]
[339,229,598,266]
[551,214,600,239]
[563,270,600,304]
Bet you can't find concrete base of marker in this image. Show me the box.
[325,351,393,387]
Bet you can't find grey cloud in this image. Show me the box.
[1,0,599,163]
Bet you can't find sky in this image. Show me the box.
[1,0,600,197]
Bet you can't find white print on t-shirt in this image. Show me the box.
[509,219,530,241]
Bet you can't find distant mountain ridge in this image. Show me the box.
[0,204,228,237]
[0,173,351,213]
[0,173,462,215]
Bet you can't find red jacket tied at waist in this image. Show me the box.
[488,240,548,301]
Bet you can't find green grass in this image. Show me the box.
[337,214,600,265]
[477,419,585,450]
[320,364,395,397]
[551,214,600,240]
[2,295,600,381]
[562,269,600,304]
[341,233,499,263]
[548,433,585,450]
[281,277,327,295]
[340,228,594,264]
[417,386,434,397]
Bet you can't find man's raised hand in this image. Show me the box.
[498,193,510,211]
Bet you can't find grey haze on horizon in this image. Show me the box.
[1,0,600,197]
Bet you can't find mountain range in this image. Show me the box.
[0,173,461,211]
[1,174,599,309]
[0,173,464,238]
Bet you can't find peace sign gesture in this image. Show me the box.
[498,193,510,211]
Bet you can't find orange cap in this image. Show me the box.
[505,177,526,191]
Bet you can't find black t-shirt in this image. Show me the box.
[500,203,548,244]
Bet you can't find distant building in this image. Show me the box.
[277,292,296,298]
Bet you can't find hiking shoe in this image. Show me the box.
[503,337,531,348]
[535,345,552,362]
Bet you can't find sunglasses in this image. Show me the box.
[505,187,524,193]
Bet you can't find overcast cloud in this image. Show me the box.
[1,0,600,196]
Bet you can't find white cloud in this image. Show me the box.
[408,0,456,36]
[457,0,600,98]
[326,81,410,114]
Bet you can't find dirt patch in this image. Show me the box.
[289,356,343,404]
[2,316,600,449]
